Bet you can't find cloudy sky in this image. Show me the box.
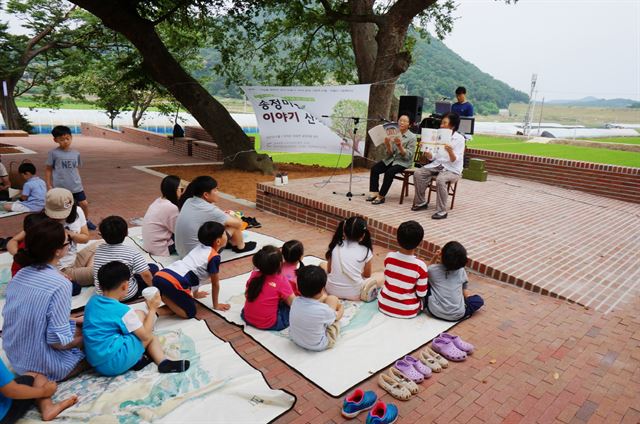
[442,0,640,100]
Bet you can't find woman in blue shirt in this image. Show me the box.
[2,218,87,382]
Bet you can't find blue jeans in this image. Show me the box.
[242,302,290,331]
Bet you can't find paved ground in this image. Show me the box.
[1,135,639,423]
[263,173,640,315]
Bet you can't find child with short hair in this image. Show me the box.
[153,221,228,318]
[425,241,484,321]
[2,163,46,213]
[280,240,304,295]
[242,245,295,330]
[0,359,78,422]
[93,216,157,300]
[290,265,344,351]
[83,261,190,376]
[325,216,384,302]
[378,220,428,318]
[46,125,96,230]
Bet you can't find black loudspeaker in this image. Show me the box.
[398,96,424,124]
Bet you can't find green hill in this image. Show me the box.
[199,35,528,115]
[398,37,529,114]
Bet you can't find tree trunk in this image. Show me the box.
[0,79,30,132]
[70,0,274,174]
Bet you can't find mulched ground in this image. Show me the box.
[150,163,362,202]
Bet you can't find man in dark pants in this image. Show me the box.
[367,115,417,205]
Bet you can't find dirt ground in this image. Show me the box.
[150,163,363,202]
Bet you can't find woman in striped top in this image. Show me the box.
[378,221,429,318]
[2,218,86,382]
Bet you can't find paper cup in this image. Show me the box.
[142,286,159,301]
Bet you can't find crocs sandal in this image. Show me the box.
[423,346,449,369]
[387,367,419,395]
[418,350,442,373]
[378,373,412,401]
[431,337,467,362]
[439,333,475,354]
[394,359,424,383]
[403,355,432,378]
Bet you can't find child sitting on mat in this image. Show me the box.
[152,221,229,318]
[0,358,78,422]
[2,162,46,213]
[8,213,48,277]
[377,220,429,319]
[424,241,484,321]
[325,216,384,302]
[242,245,295,330]
[83,261,190,376]
[93,216,157,301]
[290,265,344,351]
[280,240,304,295]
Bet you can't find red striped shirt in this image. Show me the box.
[378,252,428,318]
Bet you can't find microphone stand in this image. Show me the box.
[321,115,386,201]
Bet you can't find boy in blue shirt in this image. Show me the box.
[451,86,474,117]
[46,125,96,230]
[0,358,77,422]
[2,162,46,213]
[83,261,190,376]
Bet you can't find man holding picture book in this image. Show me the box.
[367,115,416,205]
[411,112,465,220]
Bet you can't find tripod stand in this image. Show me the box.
[321,115,380,200]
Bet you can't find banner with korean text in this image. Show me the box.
[242,85,371,155]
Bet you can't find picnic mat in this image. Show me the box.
[126,226,283,268]
[13,317,295,423]
[0,202,25,219]
[196,256,457,397]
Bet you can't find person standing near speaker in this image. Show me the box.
[451,87,474,117]
[367,115,416,205]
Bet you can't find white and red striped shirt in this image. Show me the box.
[378,252,429,318]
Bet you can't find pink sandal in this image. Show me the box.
[431,337,467,362]
[439,333,475,354]
[403,355,432,378]
[394,359,424,383]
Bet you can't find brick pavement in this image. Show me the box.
[257,173,640,315]
[1,135,639,423]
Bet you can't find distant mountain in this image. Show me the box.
[547,97,639,108]
[198,34,529,115]
[398,37,529,115]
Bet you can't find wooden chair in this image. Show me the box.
[427,178,459,209]
[394,140,423,204]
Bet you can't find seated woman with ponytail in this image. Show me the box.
[142,175,182,256]
[2,218,87,382]
[174,176,257,258]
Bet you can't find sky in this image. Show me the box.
[441,0,640,100]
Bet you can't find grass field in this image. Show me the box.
[468,135,640,168]
[584,136,640,145]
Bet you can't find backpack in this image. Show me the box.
[172,123,185,138]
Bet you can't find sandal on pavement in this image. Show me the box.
[378,373,412,401]
[431,337,467,362]
[419,350,442,373]
[387,367,419,395]
[394,359,424,383]
[423,346,449,369]
[439,332,475,354]
[403,355,432,378]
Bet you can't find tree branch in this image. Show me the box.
[289,24,324,84]
[318,0,384,24]
[23,5,78,62]
[14,72,40,97]
[387,0,438,26]
[151,0,191,26]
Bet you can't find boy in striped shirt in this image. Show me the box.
[378,220,428,318]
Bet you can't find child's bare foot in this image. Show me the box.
[157,305,175,316]
[41,395,78,421]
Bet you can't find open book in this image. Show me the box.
[420,128,452,156]
[368,122,400,147]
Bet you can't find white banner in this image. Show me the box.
[242,85,371,155]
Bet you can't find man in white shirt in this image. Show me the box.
[411,112,465,219]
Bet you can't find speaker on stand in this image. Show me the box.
[398,96,424,126]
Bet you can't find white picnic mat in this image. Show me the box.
[196,256,457,397]
[0,202,25,219]
[126,226,283,268]
[12,317,295,423]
